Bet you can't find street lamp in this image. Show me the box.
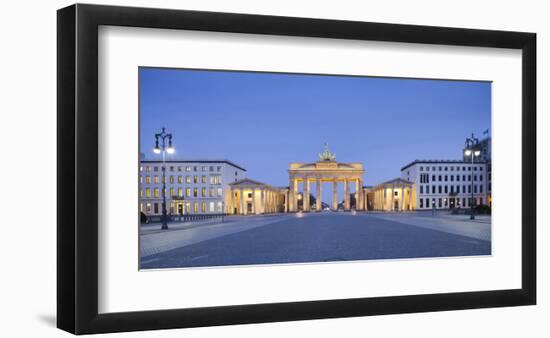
[154,127,174,230]
[464,133,481,220]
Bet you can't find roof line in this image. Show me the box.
[140,159,246,171]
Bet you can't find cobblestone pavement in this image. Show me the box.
[140,212,491,269]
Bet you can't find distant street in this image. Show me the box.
[140,212,491,269]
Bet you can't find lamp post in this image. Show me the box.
[464,133,481,220]
[153,127,175,230]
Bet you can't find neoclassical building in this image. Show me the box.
[227,179,287,215]
[368,178,416,211]
[288,144,365,212]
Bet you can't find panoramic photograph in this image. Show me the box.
[138,67,492,270]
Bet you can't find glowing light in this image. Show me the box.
[474,150,481,156]
[464,149,472,156]
[166,146,175,154]
[153,147,161,154]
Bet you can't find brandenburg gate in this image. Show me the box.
[288,144,365,212]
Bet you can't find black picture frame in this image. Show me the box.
[57,4,536,335]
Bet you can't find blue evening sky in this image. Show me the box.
[139,67,491,190]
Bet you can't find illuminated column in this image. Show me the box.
[304,178,310,211]
[332,180,338,210]
[240,189,245,215]
[261,189,265,214]
[399,187,405,211]
[391,185,395,211]
[293,179,298,212]
[289,178,295,212]
[344,179,350,210]
[316,178,322,212]
[356,178,363,210]
[252,188,260,214]
[230,189,235,214]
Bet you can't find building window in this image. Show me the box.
[450,175,454,181]
[202,187,206,197]
[420,166,424,171]
[145,188,151,198]
[248,192,252,198]
[420,173,429,183]
[186,166,191,172]
[444,186,448,193]
[169,166,174,172]
[154,203,159,213]
[217,201,223,212]
[193,166,198,172]
[457,175,460,182]
[209,166,214,172]
[217,166,221,172]
[154,176,159,184]
[178,176,183,183]
[201,175,206,183]
[444,167,448,171]
[235,171,238,176]
[438,186,442,194]
[209,187,215,197]
[177,166,182,172]
[154,166,159,172]
[438,198,442,207]
[444,175,448,182]
[468,175,471,181]
[420,198,424,208]
[170,176,174,184]
[186,188,191,197]
[146,202,151,212]
[201,202,207,213]
[145,176,151,184]
[217,188,223,197]
[193,188,198,197]
[170,188,175,197]
[462,186,466,193]
[468,185,471,193]
[193,175,198,183]
[432,186,436,194]
[420,186,424,194]
[178,188,183,197]
[186,175,191,184]
[153,188,159,198]
[209,202,215,212]
[202,166,207,171]
[480,175,483,181]
[194,202,199,213]
[480,185,483,193]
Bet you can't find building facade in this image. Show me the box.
[288,144,365,212]
[369,178,416,211]
[401,160,488,210]
[463,136,492,206]
[228,179,287,215]
[139,160,246,216]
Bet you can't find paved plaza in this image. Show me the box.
[140,212,491,269]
